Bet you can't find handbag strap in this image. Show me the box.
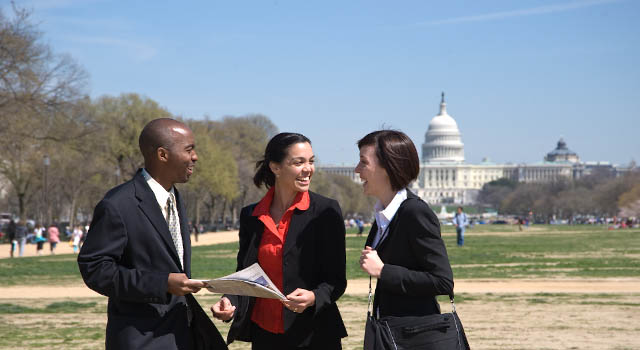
[450,295,457,314]
[367,275,373,317]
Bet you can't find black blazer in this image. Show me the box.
[225,191,348,347]
[78,169,225,350]
[365,190,454,318]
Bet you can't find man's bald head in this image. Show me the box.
[139,118,188,161]
[138,118,197,189]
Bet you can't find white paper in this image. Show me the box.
[192,263,286,300]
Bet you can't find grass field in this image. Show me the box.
[1,224,639,349]
[2,225,639,286]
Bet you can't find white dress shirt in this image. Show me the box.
[141,168,181,233]
[371,188,407,249]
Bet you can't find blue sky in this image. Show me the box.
[12,0,639,166]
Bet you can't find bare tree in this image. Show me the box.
[0,5,88,219]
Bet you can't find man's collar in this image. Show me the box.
[142,168,174,207]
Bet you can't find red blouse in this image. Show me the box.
[251,187,310,334]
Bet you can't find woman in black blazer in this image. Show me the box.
[356,130,454,319]
[211,132,347,350]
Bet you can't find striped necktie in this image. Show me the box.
[166,192,184,269]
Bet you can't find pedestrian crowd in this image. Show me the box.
[1,220,86,258]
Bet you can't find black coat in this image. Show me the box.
[78,169,225,350]
[365,190,454,317]
[225,191,348,347]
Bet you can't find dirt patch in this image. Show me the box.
[344,278,640,295]
[3,278,639,300]
[0,230,240,259]
[2,293,638,350]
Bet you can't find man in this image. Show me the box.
[7,219,16,258]
[452,206,468,246]
[78,118,226,350]
[14,220,28,257]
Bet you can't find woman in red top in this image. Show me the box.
[211,132,347,350]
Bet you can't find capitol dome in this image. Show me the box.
[422,93,465,163]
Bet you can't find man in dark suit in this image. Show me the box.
[78,118,226,350]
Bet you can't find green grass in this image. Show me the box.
[0,301,99,314]
[1,225,639,286]
[2,292,639,350]
[0,255,83,286]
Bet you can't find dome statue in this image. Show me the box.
[422,92,465,163]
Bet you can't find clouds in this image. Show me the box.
[10,0,103,11]
[38,11,157,63]
[418,0,624,26]
[65,35,158,62]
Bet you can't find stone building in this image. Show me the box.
[319,93,634,205]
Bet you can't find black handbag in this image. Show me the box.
[364,277,470,350]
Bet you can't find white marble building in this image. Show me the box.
[320,93,634,205]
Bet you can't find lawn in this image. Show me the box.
[1,225,639,350]
[1,225,639,286]
[2,292,639,350]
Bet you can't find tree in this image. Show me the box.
[618,182,640,217]
[0,5,88,219]
[592,173,640,216]
[183,121,238,225]
[312,171,373,218]
[210,115,278,222]
[91,93,172,180]
[477,178,518,210]
[500,183,546,216]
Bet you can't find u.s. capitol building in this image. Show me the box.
[320,93,634,205]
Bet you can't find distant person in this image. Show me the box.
[518,217,524,231]
[77,118,225,349]
[355,130,454,349]
[34,223,46,256]
[7,219,16,258]
[190,221,199,242]
[15,220,28,257]
[47,224,60,255]
[453,206,468,246]
[71,226,83,253]
[356,218,364,236]
[210,132,347,349]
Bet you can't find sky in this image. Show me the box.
[9,0,639,166]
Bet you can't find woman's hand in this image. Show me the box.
[282,288,315,314]
[210,297,236,321]
[360,246,384,277]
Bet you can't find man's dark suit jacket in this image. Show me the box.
[78,169,225,350]
[225,191,348,347]
[365,190,454,318]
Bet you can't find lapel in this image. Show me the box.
[374,215,399,253]
[282,201,314,258]
[133,170,183,271]
[175,187,191,275]
[364,221,378,248]
[245,211,264,266]
[371,189,418,253]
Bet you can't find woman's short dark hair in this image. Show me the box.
[254,132,312,189]
[357,130,419,191]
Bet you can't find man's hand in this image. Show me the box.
[167,273,205,296]
[211,297,236,321]
[282,288,315,314]
[360,246,384,278]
